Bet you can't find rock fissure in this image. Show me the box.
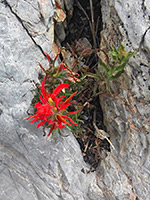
[0,0,150,199]
[139,26,150,48]
[16,130,29,153]
[8,169,24,200]
[141,0,147,18]
[4,0,46,57]
[57,0,110,170]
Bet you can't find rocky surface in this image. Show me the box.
[0,0,150,200]
[99,0,150,199]
[0,1,101,200]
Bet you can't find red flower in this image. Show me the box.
[27,77,79,139]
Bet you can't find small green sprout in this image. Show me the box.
[98,43,136,89]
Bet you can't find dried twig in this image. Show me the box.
[93,110,115,150]
[76,1,93,37]
[89,0,96,48]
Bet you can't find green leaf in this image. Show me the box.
[77,119,84,124]
[109,71,123,80]
[123,51,136,63]
[52,132,56,141]
[99,58,109,73]
[108,45,120,62]
[113,62,126,73]
[112,45,119,54]
[86,72,100,79]
[58,128,69,137]
[65,124,76,133]
[108,68,115,77]
[119,43,125,52]
[106,80,110,91]
[63,91,75,96]
[108,51,117,57]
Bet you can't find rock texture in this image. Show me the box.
[0,0,150,200]
[99,0,150,199]
[0,1,100,200]
[54,0,74,44]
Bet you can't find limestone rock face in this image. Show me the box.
[1,0,150,200]
[99,0,150,199]
[0,1,99,200]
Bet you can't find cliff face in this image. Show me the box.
[0,0,149,200]
[98,0,150,199]
[0,1,100,200]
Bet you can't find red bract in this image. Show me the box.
[45,48,60,63]
[39,48,81,84]
[27,77,79,139]
[58,62,81,83]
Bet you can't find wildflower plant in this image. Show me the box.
[25,0,137,168]
[72,43,136,93]
[38,49,80,91]
[27,77,80,139]
[98,44,136,89]
[27,44,135,140]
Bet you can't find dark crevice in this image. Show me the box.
[1,0,8,6]
[0,109,3,115]
[3,0,46,57]
[141,0,146,18]
[139,26,150,49]
[62,0,103,48]
[58,0,110,169]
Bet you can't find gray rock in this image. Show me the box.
[0,1,101,200]
[6,0,55,53]
[1,0,150,200]
[100,0,150,199]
